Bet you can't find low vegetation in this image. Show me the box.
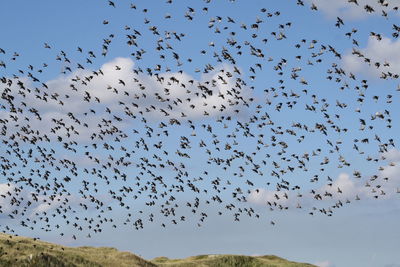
[0,233,155,267]
[0,233,314,267]
[151,254,315,267]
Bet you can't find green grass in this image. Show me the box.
[0,233,315,267]
[0,233,155,267]
[151,254,315,267]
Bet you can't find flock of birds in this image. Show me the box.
[0,0,399,240]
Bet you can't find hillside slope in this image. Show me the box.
[0,233,155,267]
[151,254,315,267]
[0,233,315,267]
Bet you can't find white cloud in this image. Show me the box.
[343,36,400,78]
[247,188,291,206]
[319,173,361,199]
[0,183,13,195]
[1,57,252,144]
[377,156,400,197]
[0,180,105,229]
[248,163,400,209]
[318,165,400,201]
[42,57,251,119]
[314,260,334,267]
[247,173,358,208]
[0,183,15,213]
[307,0,400,20]
[382,148,400,162]
[0,182,62,218]
[31,202,55,214]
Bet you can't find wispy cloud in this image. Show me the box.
[382,148,400,162]
[1,57,252,144]
[314,260,335,267]
[247,188,292,206]
[248,150,400,209]
[307,0,400,20]
[343,36,400,78]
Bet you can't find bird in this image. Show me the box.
[0,0,396,240]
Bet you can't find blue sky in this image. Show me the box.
[1,1,400,267]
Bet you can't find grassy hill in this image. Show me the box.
[0,233,155,267]
[0,233,315,267]
[151,254,315,267]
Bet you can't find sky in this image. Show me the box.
[0,0,400,266]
